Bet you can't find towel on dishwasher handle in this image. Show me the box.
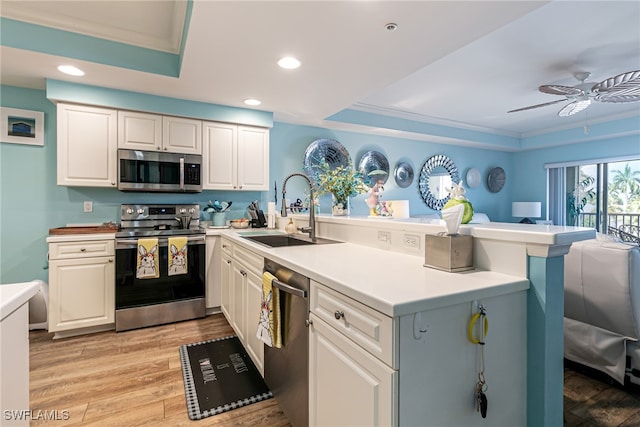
[256,271,282,348]
[136,238,159,279]
[168,236,188,276]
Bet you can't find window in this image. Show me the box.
[547,158,640,234]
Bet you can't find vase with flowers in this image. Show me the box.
[315,160,368,216]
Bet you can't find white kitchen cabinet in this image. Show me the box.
[117,110,162,151]
[118,111,201,154]
[220,241,232,319]
[310,280,397,426]
[309,279,526,426]
[163,116,202,154]
[205,235,221,310]
[220,238,265,374]
[202,122,269,191]
[309,312,397,427]
[57,103,117,188]
[48,239,115,336]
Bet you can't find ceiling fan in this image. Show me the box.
[508,69,640,117]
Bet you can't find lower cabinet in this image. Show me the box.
[219,238,264,375]
[48,239,115,334]
[309,312,397,427]
[205,235,221,309]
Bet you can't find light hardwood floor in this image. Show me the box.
[30,314,640,426]
[29,314,291,426]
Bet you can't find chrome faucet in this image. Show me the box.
[281,173,316,242]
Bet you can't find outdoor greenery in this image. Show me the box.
[608,163,640,213]
[567,175,596,226]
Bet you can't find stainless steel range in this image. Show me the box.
[115,204,206,332]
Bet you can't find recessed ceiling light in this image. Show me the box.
[385,23,398,32]
[57,65,85,76]
[244,98,261,106]
[278,56,301,70]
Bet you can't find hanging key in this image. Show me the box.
[476,377,488,419]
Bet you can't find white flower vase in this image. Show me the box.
[331,195,350,216]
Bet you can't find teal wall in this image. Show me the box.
[1,83,638,284]
[512,135,640,217]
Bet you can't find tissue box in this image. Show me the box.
[424,234,474,272]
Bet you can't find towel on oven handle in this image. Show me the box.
[256,271,282,348]
[136,238,159,279]
[168,236,188,276]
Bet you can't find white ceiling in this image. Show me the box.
[1,1,639,139]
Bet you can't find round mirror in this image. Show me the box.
[418,154,460,210]
[358,150,389,185]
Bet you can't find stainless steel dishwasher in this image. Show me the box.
[263,258,310,427]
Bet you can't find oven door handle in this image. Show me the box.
[115,234,205,249]
[179,157,185,190]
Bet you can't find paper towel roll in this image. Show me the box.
[267,202,276,215]
[388,200,410,218]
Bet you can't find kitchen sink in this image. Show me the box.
[241,234,341,248]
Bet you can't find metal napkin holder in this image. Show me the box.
[424,232,474,272]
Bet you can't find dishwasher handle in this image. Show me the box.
[272,277,307,299]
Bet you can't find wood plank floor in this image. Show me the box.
[29,314,291,426]
[29,314,640,426]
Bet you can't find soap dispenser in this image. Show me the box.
[285,218,297,234]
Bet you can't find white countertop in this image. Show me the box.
[215,229,530,317]
[0,280,42,321]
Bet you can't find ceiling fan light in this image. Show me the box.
[558,99,591,117]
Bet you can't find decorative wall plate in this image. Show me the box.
[487,167,506,193]
[303,138,351,182]
[394,162,414,188]
[358,150,389,185]
[418,154,460,210]
[466,168,481,188]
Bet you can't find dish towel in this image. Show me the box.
[168,236,188,276]
[256,271,282,348]
[136,238,159,279]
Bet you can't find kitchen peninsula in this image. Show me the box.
[207,214,595,426]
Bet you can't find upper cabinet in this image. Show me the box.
[162,116,202,155]
[57,103,268,190]
[118,111,202,155]
[117,111,162,151]
[57,103,117,188]
[203,122,269,191]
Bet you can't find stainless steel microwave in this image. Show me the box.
[118,149,202,193]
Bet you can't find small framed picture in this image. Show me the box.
[1,107,45,146]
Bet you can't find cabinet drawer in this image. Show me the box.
[221,238,234,257]
[50,240,115,260]
[234,245,263,274]
[311,280,396,367]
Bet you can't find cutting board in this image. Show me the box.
[49,224,118,235]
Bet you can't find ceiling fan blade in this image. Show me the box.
[507,98,568,113]
[591,70,640,96]
[595,94,640,103]
[558,99,592,117]
[539,85,583,96]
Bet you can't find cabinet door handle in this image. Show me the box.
[80,248,86,252]
[240,270,247,276]
[334,310,344,320]
[226,260,231,265]
[108,258,114,263]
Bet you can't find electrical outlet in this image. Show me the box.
[404,234,419,249]
[377,231,391,243]
[83,201,93,213]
